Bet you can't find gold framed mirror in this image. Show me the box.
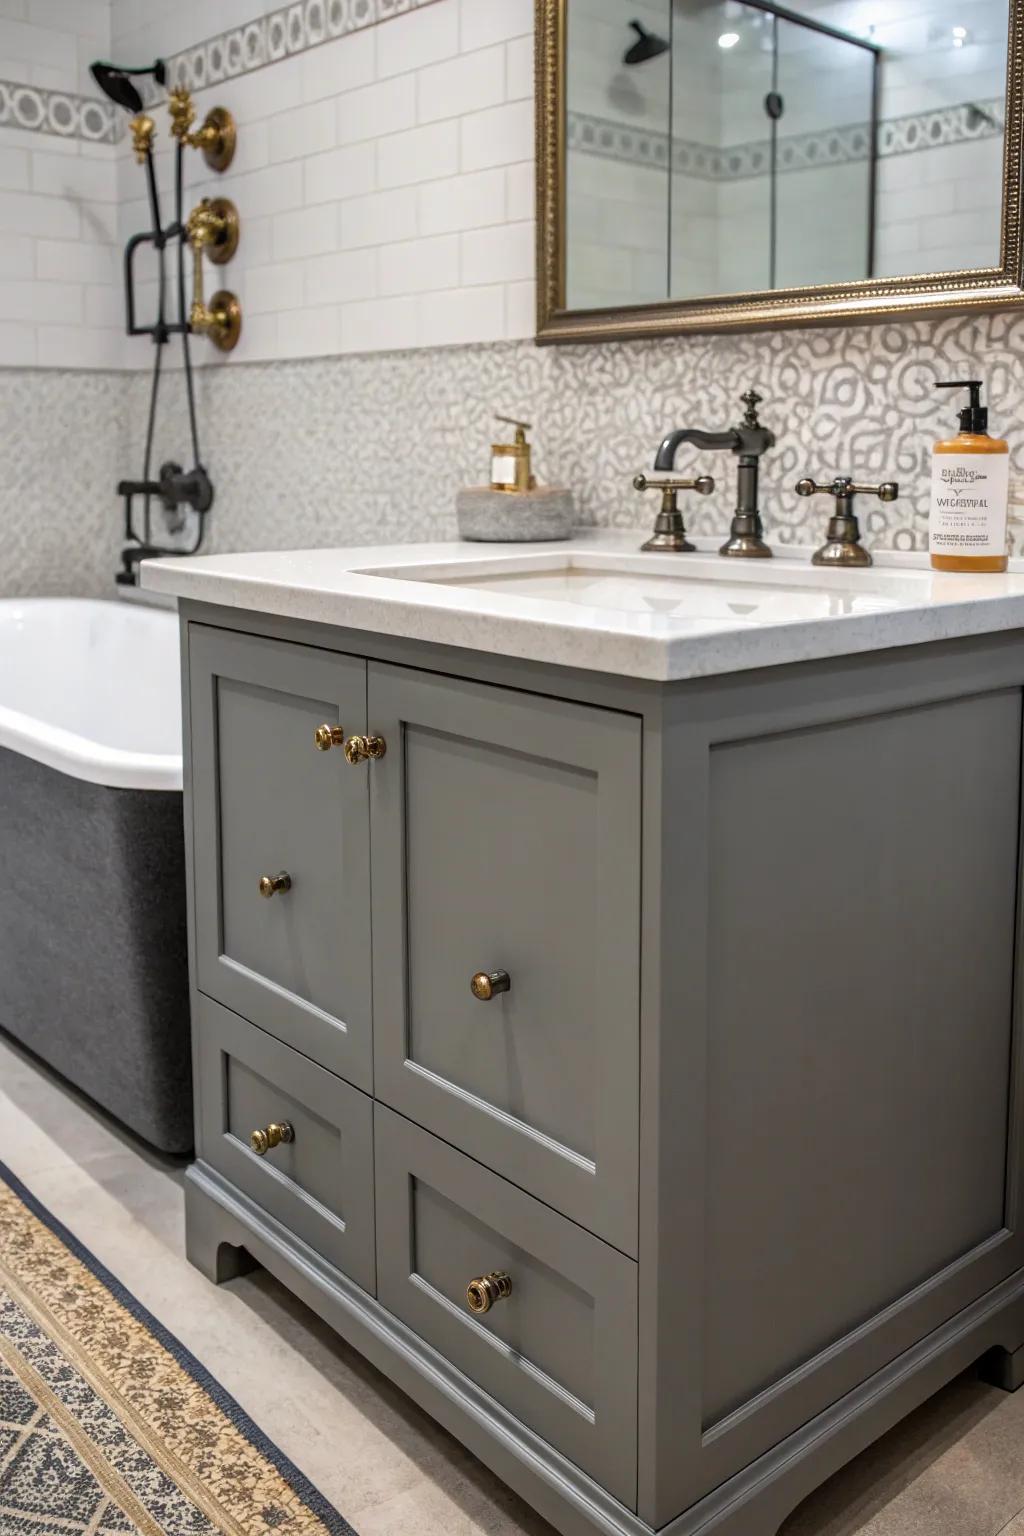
[536,0,1024,341]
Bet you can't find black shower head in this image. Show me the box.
[89,58,166,115]
[624,19,669,64]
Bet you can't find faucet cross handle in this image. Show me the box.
[741,389,764,425]
[796,475,899,568]
[634,472,715,553]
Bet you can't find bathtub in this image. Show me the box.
[0,599,192,1153]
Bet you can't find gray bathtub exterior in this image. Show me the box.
[0,745,192,1154]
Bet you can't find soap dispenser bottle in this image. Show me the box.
[929,380,1009,573]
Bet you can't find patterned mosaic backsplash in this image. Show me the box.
[9,307,1024,599]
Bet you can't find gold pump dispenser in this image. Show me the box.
[491,416,536,493]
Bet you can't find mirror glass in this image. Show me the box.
[565,0,1009,310]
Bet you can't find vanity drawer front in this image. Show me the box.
[370,662,641,1256]
[196,996,375,1294]
[189,625,372,1091]
[374,1104,638,1507]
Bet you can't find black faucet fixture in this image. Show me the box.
[655,389,776,557]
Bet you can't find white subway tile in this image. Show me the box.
[376,2,458,79]
[460,100,532,171]
[232,309,279,360]
[417,282,504,345]
[84,284,122,329]
[0,231,31,276]
[505,160,533,222]
[505,277,535,338]
[277,303,341,358]
[305,246,377,304]
[379,232,459,295]
[341,293,417,353]
[0,277,80,323]
[377,118,458,188]
[460,0,532,51]
[305,141,376,205]
[302,26,375,102]
[245,262,306,314]
[272,201,339,260]
[337,75,416,145]
[505,35,532,100]
[416,44,505,124]
[340,185,417,249]
[418,168,504,234]
[232,163,307,217]
[0,319,34,364]
[0,145,28,190]
[31,150,116,202]
[461,218,533,284]
[0,190,78,238]
[269,99,336,164]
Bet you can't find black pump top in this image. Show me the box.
[936,379,988,434]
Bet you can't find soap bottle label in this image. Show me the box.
[929,454,1009,558]
[491,452,517,488]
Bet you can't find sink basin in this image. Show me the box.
[356,549,927,629]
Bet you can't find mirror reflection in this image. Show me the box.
[565,0,1009,308]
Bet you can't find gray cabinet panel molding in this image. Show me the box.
[195,995,376,1294]
[374,1103,638,1508]
[368,660,641,1256]
[188,624,372,1091]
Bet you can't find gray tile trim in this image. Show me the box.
[0,79,119,144]
[567,97,1006,181]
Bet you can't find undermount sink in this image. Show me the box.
[356,549,926,629]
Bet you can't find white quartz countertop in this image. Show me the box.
[140,531,1024,682]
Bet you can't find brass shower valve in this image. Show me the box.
[168,87,236,172]
[187,197,242,352]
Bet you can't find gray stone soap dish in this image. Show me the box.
[456,486,575,542]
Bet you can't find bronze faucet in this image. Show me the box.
[654,389,775,557]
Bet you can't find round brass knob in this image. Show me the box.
[258,871,292,898]
[314,724,345,751]
[344,733,387,765]
[471,970,510,1002]
[250,1121,294,1156]
[466,1271,512,1315]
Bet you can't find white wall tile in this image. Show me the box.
[375,1,458,78]
[305,246,377,304]
[341,292,417,352]
[272,201,339,260]
[505,35,532,100]
[461,219,533,284]
[416,44,505,124]
[376,118,458,188]
[337,74,417,145]
[418,168,505,233]
[340,185,417,249]
[378,231,459,294]
[416,281,504,345]
[305,141,376,205]
[460,100,533,171]
[459,0,532,52]
[268,98,336,164]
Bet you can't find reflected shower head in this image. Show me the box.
[89,58,166,115]
[624,19,669,64]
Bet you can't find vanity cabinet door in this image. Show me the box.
[188,625,372,1092]
[369,661,641,1257]
[375,1104,638,1507]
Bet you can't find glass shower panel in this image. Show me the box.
[669,1,775,299]
[565,0,672,309]
[773,18,875,288]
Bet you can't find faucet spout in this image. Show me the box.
[654,427,740,472]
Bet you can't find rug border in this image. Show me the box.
[0,1156,358,1536]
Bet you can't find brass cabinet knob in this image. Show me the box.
[250,1121,294,1156]
[314,724,345,751]
[471,970,511,1002]
[258,871,291,898]
[344,733,387,765]
[466,1271,512,1315]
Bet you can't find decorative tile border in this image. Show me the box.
[0,79,119,143]
[164,0,442,96]
[568,97,1006,181]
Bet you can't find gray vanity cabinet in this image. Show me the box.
[181,611,1024,1536]
[368,661,641,1256]
[189,625,372,1091]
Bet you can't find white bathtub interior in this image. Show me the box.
[0,599,182,790]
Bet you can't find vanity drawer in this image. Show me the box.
[189,625,372,1091]
[196,996,375,1294]
[374,1104,638,1508]
[369,661,641,1255]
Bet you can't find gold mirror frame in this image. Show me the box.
[535,0,1024,342]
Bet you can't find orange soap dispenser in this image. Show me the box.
[929,379,1009,572]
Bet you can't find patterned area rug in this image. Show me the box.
[0,1158,355,1535]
